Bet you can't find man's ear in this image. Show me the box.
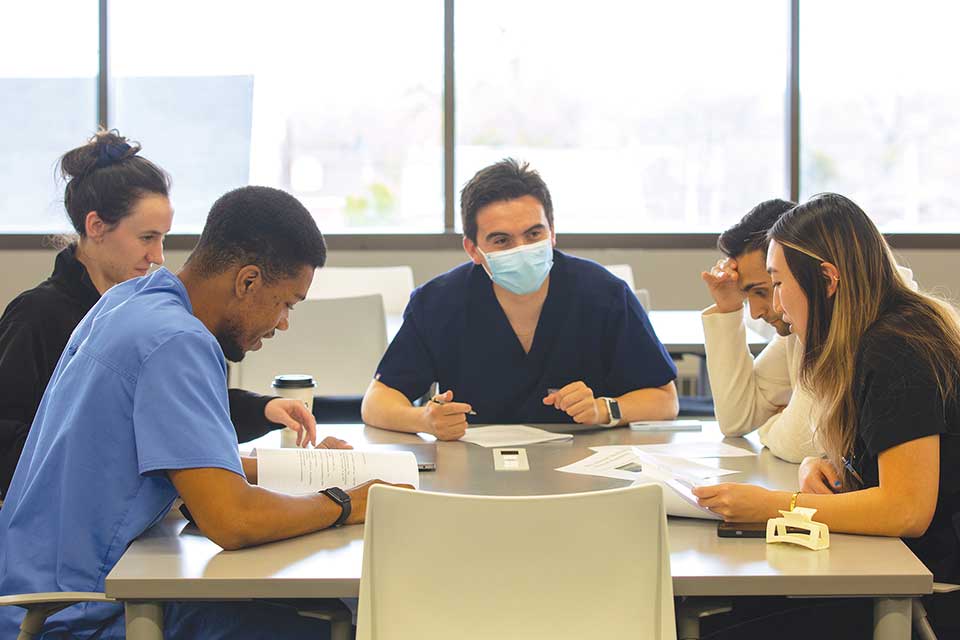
[821,261,840,298]
[463,236,483,266]
[234,265,263,299]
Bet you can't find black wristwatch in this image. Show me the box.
[321,487,352,527]
[600,397,622,427]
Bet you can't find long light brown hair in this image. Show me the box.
[769,193,960,484]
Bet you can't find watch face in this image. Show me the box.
[609,399,622,420]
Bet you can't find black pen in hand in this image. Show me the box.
[429,395,477,416]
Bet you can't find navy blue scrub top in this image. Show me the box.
[375,250,677,424]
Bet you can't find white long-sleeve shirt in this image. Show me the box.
[702,308,817,463]
[703,265,919,463]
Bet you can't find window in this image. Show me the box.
[801,0,960,231]
[456,0,788,233]
[4,2,959,240]
[110,0,443,234]
[0,1,97,232]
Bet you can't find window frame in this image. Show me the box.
[3,0,960,250]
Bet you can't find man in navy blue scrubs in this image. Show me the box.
[361,159,678,440]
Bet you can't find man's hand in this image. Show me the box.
[701,257,746,314]
[264,398,317,447]
[343,479,416,525]
[421,390,472,441]
[317,436,352,450]
[543,381,605,424]
[799,456,842,493]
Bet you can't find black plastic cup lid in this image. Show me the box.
[271,374,317,389]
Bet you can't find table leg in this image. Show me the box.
[873,597,911,640]
[125,601,163,640]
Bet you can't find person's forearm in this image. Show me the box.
[361,381,426,434]
[218,488,344,550]
[616,382,679,423]
[766,487,930,538]
[227,388,278,443]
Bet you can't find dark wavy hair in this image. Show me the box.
[717,198,796,258]
[460,158,553,243]
[58,129,170,235]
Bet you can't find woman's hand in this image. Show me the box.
[799,456,842,493]
[691,483,787,522]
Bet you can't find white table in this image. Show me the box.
[107,424,930,639]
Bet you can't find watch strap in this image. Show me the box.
[600,397,621,427]
[322,487,352,527]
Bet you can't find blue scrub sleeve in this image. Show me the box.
[133,331,244,477]
[374,302,437,403]
[604,286,677,395]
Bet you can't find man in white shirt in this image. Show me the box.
[701,199,816,462]
[701,199,917,463]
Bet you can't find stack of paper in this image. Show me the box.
[554,445,747,520]
[460,425,573,448]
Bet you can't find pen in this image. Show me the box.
[430,395,477,416]
[840,455,863,487]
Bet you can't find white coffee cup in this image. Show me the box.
[271,374,316,448]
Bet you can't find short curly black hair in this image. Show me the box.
[717,199,796,259]
[460,158,553,244]
[187,186,326,282]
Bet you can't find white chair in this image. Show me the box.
[308,266,415,316]
[356,483,676,640]
[236,294,387,396]
[603,263,636,290]
[0,592,114,640]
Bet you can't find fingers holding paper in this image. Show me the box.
[317,436,353,450]
[543,381,603,424]
[344,479,416,526]
[691,483,784,522]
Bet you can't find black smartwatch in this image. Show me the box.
[321,487,352,527]
[600,397,622,427]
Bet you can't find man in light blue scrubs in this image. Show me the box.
[0,187,392,639]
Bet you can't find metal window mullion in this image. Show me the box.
[97,0,108,129]
[443,0,455,233]
[787,0,800,201]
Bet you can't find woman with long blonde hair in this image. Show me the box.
[694,193,960,625]
[694,194,960,630]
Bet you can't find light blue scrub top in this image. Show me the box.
[0,268,243,638]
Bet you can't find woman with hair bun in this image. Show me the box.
[0,131,328,498]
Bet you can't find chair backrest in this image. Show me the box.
[357,484,675,640]
[236,294,387,396]
[308,266,415,316]
[635,288,652,311]
[603,263,636,290]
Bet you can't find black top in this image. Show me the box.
[0,245,281,497]
[851,309,960,582]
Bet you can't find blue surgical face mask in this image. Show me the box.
[478,238,554,295]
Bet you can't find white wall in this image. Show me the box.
[2,245,957,312]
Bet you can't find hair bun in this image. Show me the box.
[59,129,142,181]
